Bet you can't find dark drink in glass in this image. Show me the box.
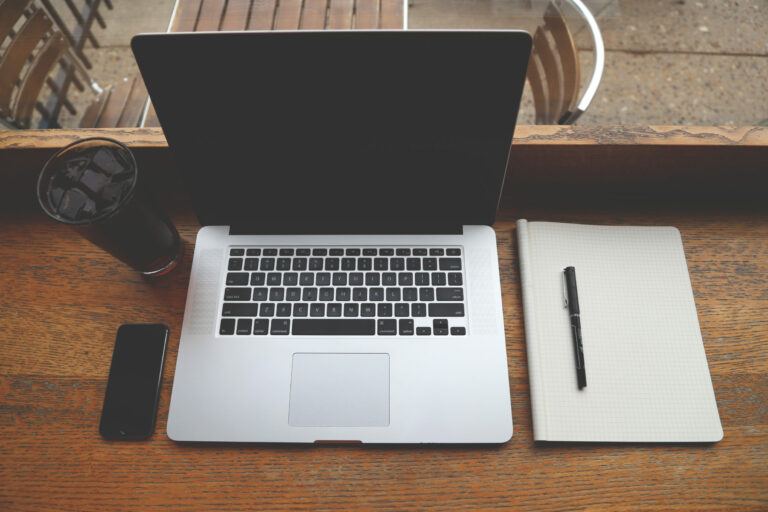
[37,137,182,277]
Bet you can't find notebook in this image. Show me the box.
[516,220,723,442]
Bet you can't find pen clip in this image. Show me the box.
[562,270,569,308]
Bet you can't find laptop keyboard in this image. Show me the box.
[219,247,467,336]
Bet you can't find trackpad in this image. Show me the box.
[289,353,390,427]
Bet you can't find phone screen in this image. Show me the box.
[99,324,168,440]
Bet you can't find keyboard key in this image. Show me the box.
[382,273,397,286]
[263,249,278,256]
[413,249,428,256]
[286,288,301,301]
[419,288,435,301]
[433,319,448,336]
[302,287,318,301]
[271,319,290,335]
[423,258,437,270]
[224,287,251,301]
[448,273,463,286]
[252,319,269,335]
[296,248,311,256]
[395,303,409,317]
[267,273,282,286]
[329,249,344,256]
[269,288,285,301]
[336,288,351,301]
[219,318,235,335]
[363,248,377,256]
[406,258,421,271]
[415,273,430,286]
[332,273,347,286]
[327,303,342,317]
[431,272,447,286]
[293,258,307,271]
[252,288,268,301]
[260,258,275,271]
[378,303,392,317]
[230,248,244,256]
[309,258,323,270]
[403,288,418,301]
[353,288,368,301]
[390,258,404,270]
[223,303,259,317]
[312,248,327,256]
[344,304,359,317]
[236,318,252,335]
[325,258,340,270]
[416,326,431,335]
[451,327,466,335]
[358,258,372,271]
[386,288,401,301]
[260,303,275,317]
[226,272,248,285]
[378,319,396,335]
[279,248,294,256]
[447,248,461,256]
[380,248,394,256]
[411,303,426,317]
[251,272,266,286]
[349,273,364,286]
[374,258,388,270]
[430,248,444,256]
[316,273,331,286]
[437,288,464,301]
[293,319,375,335]
[277,258,291,270]
[299,273,314,286]
[283,272,298,286]
[365,273,380,286]
[244,258,259,270]
[428,303,465,317]
[319,288,334,301]
[346,248,361,256]
[277,303,291,317]
[361,303,375,317]
[396,248,411,256]
[398,273,413,286]
[399,319,414,335]
[246,248,261,256]
[293,303,308,317]
[310,303,325,317]
[439,258,462,271]
[228,258,243,271]
[341,258,356,270]
[369,288,384,301]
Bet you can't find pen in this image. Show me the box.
[563,267,587,389]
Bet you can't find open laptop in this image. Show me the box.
[132,30,531,443]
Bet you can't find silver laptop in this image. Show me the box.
[132,30,532,443]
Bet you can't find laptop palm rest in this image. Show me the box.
[289,353,390,427]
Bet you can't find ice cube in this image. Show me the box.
[99,181,128,206]
[92,147,127,176]
[79,168,110,196]
[47,186,65,211]
[63,157,90,182]
[80,197,98,220]
[57,188,89,221]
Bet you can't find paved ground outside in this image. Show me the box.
[57,0,767,127]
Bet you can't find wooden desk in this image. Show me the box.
[1,126,767,510]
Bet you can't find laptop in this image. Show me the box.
[132,30,532,443]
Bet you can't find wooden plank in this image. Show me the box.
[78,85,111,127]
[115,73,150,127]
[143,102,161,127]
[220,0,253,31]
[172,0,204,31]
[379,0,403,29]
[326,0,354,29]
[195,0,227,31]
[543,1,580,115]
[354,0,379,29]
[0,0,34,43]
[300,0,328,29]
[246,0,277,30]
[95,75,134,127]
[273,0,302,30]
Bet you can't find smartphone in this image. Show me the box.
[99,324,169,440]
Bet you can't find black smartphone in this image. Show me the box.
[99,324,169,440]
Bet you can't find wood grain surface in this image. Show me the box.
[1,131,767,510]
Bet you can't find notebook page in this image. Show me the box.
[518,221,722,442]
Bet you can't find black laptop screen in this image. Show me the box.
[132,31,531,230]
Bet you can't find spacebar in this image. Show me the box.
[292,319,376,335]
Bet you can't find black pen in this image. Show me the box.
[563,267,587,389]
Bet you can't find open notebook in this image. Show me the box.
[516,220,722,442]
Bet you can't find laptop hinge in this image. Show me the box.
[229,222,463,236]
